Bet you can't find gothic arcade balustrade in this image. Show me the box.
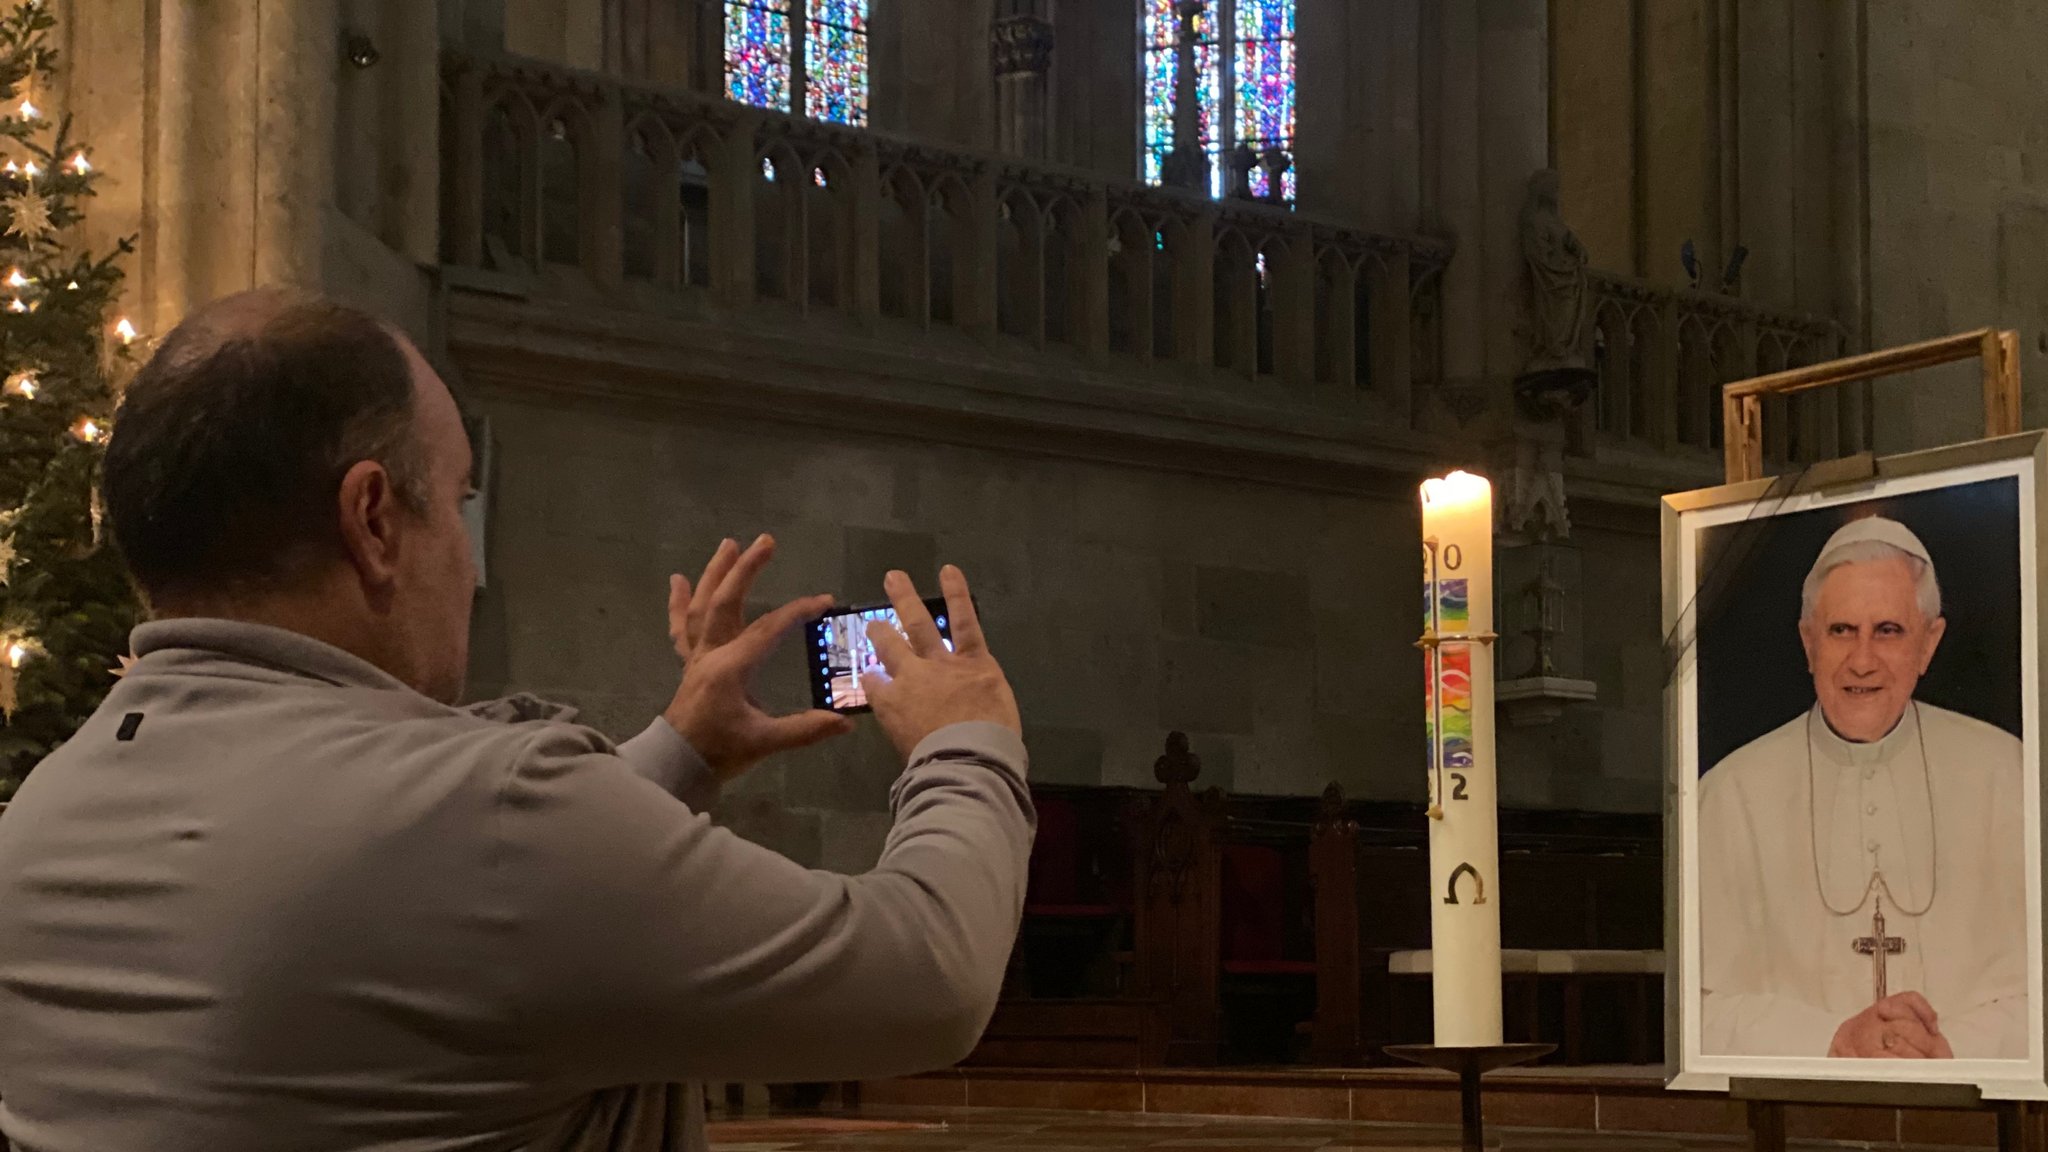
[1585,270,1854,467]
[438,50,1449,422]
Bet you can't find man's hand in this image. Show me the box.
[861,566,1021,757]
[669,536,750,659]
[664,535,853,781]
[1828,992,1954,1059]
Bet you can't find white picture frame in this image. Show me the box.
[1663,432,2048,1100]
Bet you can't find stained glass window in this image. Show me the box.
[726,0,869,127]
[1234,0,1296,201]
[1142,0,1221,196]
[805,0,869,125]
[1141,0,1296,203]
[726,0,792,112]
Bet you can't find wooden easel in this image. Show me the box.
[1716,328,2039,1151]
[1721,327,2021,485]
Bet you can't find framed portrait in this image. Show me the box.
[1664,432,2048,1097]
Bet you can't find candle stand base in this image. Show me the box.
[1383,1043,1556,1152]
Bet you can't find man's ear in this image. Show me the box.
[1798,617,1819,675]
[336,459,405,597]
[1920,614,1947,673]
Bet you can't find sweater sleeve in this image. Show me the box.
[497,721,1034,1088]
[614,718,719,811]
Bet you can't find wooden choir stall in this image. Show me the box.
[965,733,1664,1070]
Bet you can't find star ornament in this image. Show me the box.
[5,188,52,239]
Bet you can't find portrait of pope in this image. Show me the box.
[1698,513,2029,1060]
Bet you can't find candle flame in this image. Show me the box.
[7,371,34,398]
[5,642,25,669]
[72,417,102,443]
[18,99,37,121]
[21,160,39,179]
[69,152,88,174]
[6,269,27,289]
[114,318,137,344]
[1420,470,1492,508]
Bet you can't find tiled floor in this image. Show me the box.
[700,1109,1776,1152]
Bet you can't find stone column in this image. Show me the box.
[589,84,626,286]
[693,0,726,96]
[960,167,1001,338]
[58,0,150,324]
[1274,231,1317,387]
[993,1,1054,160]
[1425,0,1483,424]
[440,0,506,51]
[380,0,441,265]
[150,0,338,327]
[1424,0,1546,430]
[711,114,762,307]
[1477,0,1548,403]
[850,145,883,325]
[446,61,488,268]
[1173,209,1215,369]
[1370,251,1413,412]
[1077,186,1111,359]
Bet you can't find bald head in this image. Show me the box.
[103,288,433,605]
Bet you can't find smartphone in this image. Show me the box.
[806,597,957,714]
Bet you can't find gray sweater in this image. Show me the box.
[0,619,1033,1151]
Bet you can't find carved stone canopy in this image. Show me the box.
[993,15,1054,77]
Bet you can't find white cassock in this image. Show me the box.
[1699,701,2028,1058]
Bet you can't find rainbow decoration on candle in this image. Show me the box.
[1425,571,1477,811]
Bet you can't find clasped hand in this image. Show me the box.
[661,534,1019,782]
[1828,992,1954,1059]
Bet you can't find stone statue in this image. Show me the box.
[1502,430,1571,542]
[1519,168,1589,374]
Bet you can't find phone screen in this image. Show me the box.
[806,597,955,714]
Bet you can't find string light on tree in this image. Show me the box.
[0,0,143,788]
[1,637,35,721]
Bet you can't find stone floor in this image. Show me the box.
[698,1109,1816,1152]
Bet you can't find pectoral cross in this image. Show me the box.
[1853,897,1906,1003]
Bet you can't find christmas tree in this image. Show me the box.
[0,0,141,795]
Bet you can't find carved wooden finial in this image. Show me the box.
[1317,781,1345,822]
[1154,730,1201,786]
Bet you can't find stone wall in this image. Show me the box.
[462,387,1677,871]
[1863,0,2048,450]
[1495,523,1666,815]
[1548,0,1861,315]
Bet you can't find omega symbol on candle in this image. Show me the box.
[1443,862,1487,905]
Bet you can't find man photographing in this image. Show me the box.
[0,289,1033,1151]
